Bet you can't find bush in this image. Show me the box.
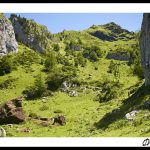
[23,74,48,100]
[53,43,60,52]
[96,80,122,102]
[16,49,41,67]
[74,53,87,67]
[108,60,120,78]
[0,77,16,89]
[62,65,77,78]
[83,45,102,62]
[46,68,64,91]
[0,55,13,76]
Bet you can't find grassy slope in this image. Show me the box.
[1,42,148,137]
[0,22,149,137]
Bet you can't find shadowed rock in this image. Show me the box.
[140,13,150,86]
[0,97,25,124]
[53,115,66,126]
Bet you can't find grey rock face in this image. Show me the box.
[10,15,50,52]
[106,51,131,61]
[140,13,150,86]
[0,14,18,56]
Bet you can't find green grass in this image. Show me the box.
[0,32,147,137]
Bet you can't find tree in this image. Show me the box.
[44,52,57,72]
[23,74,47,100]
[46,68,64,91]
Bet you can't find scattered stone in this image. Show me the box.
[0,127,6,137]
[144,100,150,109]
[71,84,77,88]
[125,110,139,121]
[62,81,69,89]
[0,97,25,124]
[68,90,79,97]
[53,115,66,126]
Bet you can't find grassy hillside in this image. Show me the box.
[0,17,149,137]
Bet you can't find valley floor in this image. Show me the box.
[0,56,149,137]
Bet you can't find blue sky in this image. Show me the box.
[5,13,143,34]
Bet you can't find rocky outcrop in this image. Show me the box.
[140,13,150,86]
[91,31,116,41]
[106,51,131,61]
[0,14,18,56]
[0,97,25,124]
[10,14,51,52]
[89,22,135,41]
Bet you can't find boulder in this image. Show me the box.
[0,127,6,137]
[0,97,25,124]
[125,110,139,121]
[53,115,66,126]
[60,81,69,92]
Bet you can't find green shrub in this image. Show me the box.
[23,74,48,100]
[83,45,102,62]
[53,43,60,52]
[108,60,120,78]
[97,80,122,102]
[62,65,77,78]
[46,68,64,91]
[15,48,41,68]
[74,53,87,67]
[0,77,16,89]
[0,55,13,76]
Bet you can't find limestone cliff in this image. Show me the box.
[140,13,150,86]
[10,14,51,52]
[0,14,18,56]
